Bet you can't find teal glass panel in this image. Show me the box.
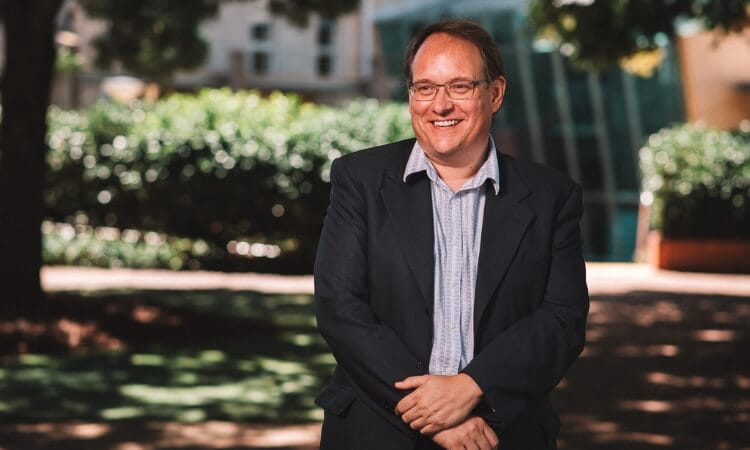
[611,206,639,261]
[598,68,640,192]
[493,44,535,161]
[582,201,610,259]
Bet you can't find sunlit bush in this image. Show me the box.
[639,122,750,238]
[46,89,412,272]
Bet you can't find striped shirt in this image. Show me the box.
[403,137,500,375]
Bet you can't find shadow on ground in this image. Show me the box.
[554,291,750,450]
[0,290,332,426]
[1,289,749,449]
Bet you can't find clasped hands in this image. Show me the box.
[394,373,499,450]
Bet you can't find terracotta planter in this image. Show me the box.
[648,231,750,273]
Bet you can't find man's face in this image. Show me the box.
[408,33,505,164]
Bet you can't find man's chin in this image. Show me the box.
[418,137,459,153]
[425,144,462,160]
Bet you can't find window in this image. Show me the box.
[318,20,333,46]
[251,51,269,75]
[317,19,335,77]
[248,22,272,75]
[251,23,270,41]
[317,55,332,77]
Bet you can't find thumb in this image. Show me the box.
[395,375,428,389]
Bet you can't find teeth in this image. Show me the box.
[434,120,459,127]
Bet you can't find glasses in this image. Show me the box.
[408,79,489,101]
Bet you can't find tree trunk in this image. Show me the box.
[0,0,63,313]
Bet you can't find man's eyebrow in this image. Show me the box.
[411,77,475,84]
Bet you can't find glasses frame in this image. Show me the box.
[407,79,490,101]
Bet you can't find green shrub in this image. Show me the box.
[46,89,413,272]
[41,220,295,271]
[639,122,750,239]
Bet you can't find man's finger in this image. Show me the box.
[477,434,492,450]
[409,416,427,430]
[420,422,440,435]
[464,439,481,450]
[394,375,427,389]
[400,407,422,424]
[394,392,418,414]
[482,424,499,449]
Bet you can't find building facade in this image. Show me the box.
[54,0,401,105]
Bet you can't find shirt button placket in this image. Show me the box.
[451,194,460,332]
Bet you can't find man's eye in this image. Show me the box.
[415,84,435,93]
[450,82,472,92]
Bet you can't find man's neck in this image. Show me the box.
[425,141,491,192]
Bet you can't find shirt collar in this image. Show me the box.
[403,135,501,195]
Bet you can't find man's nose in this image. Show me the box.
[431,86,454,114]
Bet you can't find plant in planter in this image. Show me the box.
[639,122,750,272]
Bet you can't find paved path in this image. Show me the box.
[1,422,321,450]
[2,264,747,449]
[40,263,750,296]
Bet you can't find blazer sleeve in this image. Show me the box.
[314,157,426,436]
[461,182,589,431]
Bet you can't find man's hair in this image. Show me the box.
[403,19,504,83]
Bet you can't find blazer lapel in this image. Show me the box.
[381,172,435,316]
[474,156,534,333]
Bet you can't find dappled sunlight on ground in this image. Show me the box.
[0,264,748,449]
[0,289,333,445]
[555,290,750,449]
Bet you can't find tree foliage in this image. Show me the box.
[528,0,750,72]
[268,0,359,26]
[77,0,220,83]
[78,0,359,83]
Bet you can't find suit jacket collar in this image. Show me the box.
[474,153,534,332]
[380,139,535,331]
[381,139,435,314]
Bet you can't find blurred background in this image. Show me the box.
[0,0,748,449]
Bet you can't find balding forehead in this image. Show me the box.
[411,33,487,79]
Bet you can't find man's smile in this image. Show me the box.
[431,119,463,128]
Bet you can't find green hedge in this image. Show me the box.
[46,89,413,272]
[639,122,750,239]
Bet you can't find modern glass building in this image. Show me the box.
[375,0,685,261]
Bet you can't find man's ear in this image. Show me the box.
[490,76,506,113]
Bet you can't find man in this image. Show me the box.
[314,19,588,450]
